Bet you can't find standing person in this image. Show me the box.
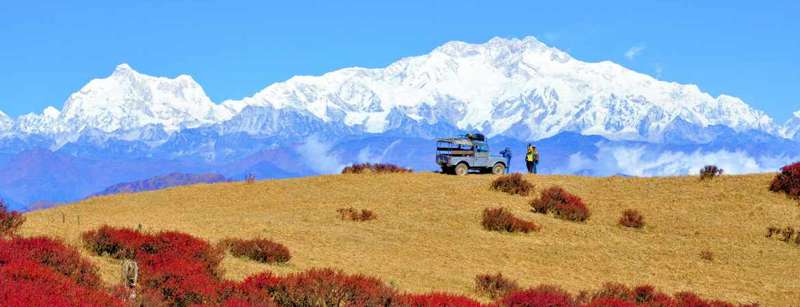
[500,147,512,174]
[526,144,540,174]
[526,144,534,174]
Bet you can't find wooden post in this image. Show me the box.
[121,259,139,301]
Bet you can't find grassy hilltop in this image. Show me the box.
[20,172,800,305]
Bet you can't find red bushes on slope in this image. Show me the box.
[0,199,24,238]
[770,162,800,199]
[475,273,520,299]
[500,285,576,307]
[0,260,123,307]
[75,226,759,307]
[0,237,122,307]
[699,165,724,180]
[270,268,397,307]
[530,186,591,222]
[82,226,226,305]
[490,173,534,196]
[482,207,540,233]
[619,209,645,229]
[500,283,759,307]
[337,207,377,221]
[137,230,224,278]
[396,292,489,307]
[82,225,145,259]
[341,163,412,174]
[0,236,101,288]
[221,238,292,264]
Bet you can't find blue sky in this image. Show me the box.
[1,1,798,121]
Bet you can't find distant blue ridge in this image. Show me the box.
[1,130,797,212]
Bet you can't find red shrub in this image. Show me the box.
[641,292,677,307]
[554,201,591,222]
[81,226,227,306]
[342,163,412,174]
[138,230,224,278]
[81,225,146,259]
[618,209,645,229]
[482,207,540,233]
[0,260,123,307]
[568,283,753,307]
[674,292,733,307]
[222,238,292,264]
[137,257,222,305]
[699,165,724,180]
[337,207,377,222]
[582,298,637,307]
[779,226,796,242]
[700,250,715,262]
[530,186,591,222]
[632,285,657,304]
[769,161,800,199]
[590,282,634,302]
[475,273,520,299]
[271,268,397,307]
[0,199,24,238]
[490,173,534,196]
[0,236,101,288]
[239,271,281,293]
[500,285,576,307]
[221,297,276,307]
[397,292,488,307]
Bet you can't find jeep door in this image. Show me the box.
[474,143,490,167]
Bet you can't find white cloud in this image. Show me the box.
[356,139,402,163]
[624,45,646,60]
[561,143,795,177]
[297,135,345,174]
[654,63,664,78]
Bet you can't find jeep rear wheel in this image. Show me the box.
[454,163,469,176]
[492,163,505,175]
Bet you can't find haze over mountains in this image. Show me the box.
[1,36,799,209]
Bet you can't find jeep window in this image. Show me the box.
[476,144,489,152]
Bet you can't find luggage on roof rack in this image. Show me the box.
[465,133,485,141]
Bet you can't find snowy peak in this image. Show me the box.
[782,111,800,140]
[112,63,135,76]
[19,64,234,138]
[0,110,12,131]
[14,107,60,135]
[225,36,777,141]
[433,36,569,63]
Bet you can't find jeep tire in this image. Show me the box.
[454,163,469,176]
[492,163,506,175]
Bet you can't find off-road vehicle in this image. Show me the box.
[436,133,507,175]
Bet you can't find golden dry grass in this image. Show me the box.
[20,173,800,305]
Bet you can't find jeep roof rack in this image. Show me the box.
[465,133,485,141]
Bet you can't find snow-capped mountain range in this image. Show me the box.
[2,36,800,210]
[3,36,798,146]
